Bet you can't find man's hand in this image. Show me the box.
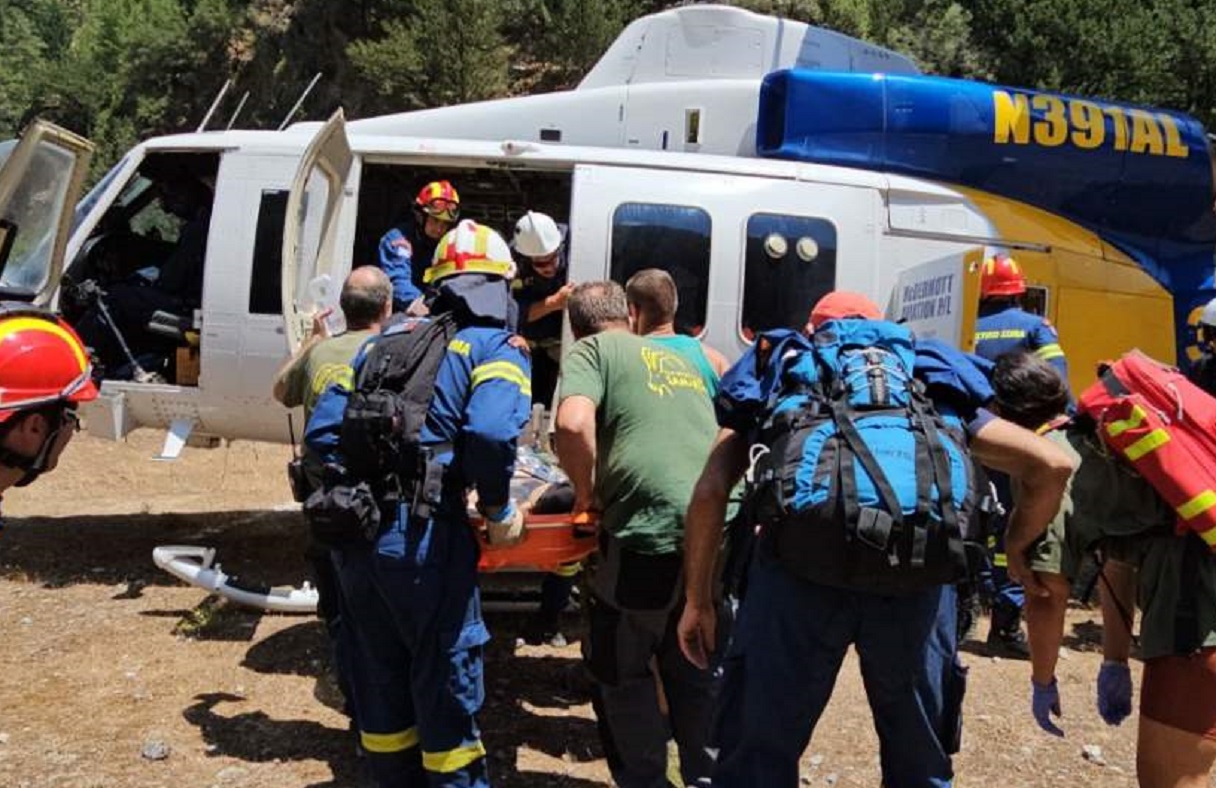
[311,308,333,340]
[1096,660,1133,726]
[677,601,717,670]
[550,283,575,310]
[1031,677,1064,737]
[1005,544,1049,598]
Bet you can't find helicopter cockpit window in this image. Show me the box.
[740,213,837,341]
[0,139,78,295]
[610,202,711,335]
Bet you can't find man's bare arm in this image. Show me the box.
[702,343,732,379]
[969,416,1075,595]
[678,428,749,669]
[554,395,598,512]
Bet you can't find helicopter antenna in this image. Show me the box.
[277,73,323,131]
[225,91,251,130]
[196,79,233,133]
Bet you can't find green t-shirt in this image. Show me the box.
[559,330,719,555]
[1025,426,1216,659]
[650,334,719,397]
[280,329,373,417]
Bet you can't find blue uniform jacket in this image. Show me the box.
[377,221,439,311]
[303,318,532,556]
[716,327,995,436]
[974,303,1070,386]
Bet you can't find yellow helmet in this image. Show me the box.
[423,220,516,284]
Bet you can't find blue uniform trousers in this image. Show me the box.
[335,511,490,788]
[713,555,964,788]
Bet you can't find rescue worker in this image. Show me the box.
[378,180,461,313]
[272,265,393,724]
[74,177,212,379]
[677,291,1075,787]
[972,252,1070,657]
[511,211,577,647]
[510,210,571,406]
[993,352,1216,787]
[311,220,530,787]
[625,268,729,394]
[555,280,723,788]
[0,307,98,497]
[1188,296,1216,396]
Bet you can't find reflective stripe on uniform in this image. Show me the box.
[1198,525,1216,549]
[992,553,1008,568]
[1178,490,1216,521]
[361,727,420,753]
[1106,405,1148,437]
[422,740,487,773]
[552,561,582,578]
[449,338,471,356]
[471,360,531,396]
[1034,343,1065,361]
[1123,429,1171,461]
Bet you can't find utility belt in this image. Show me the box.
[302,442,455,551]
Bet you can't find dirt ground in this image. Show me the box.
[0,432,1149,787]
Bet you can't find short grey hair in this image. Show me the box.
[567,281,629,339]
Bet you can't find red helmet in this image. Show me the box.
[0,311,97,423]
[414,180,460,223]
[980,254,1026,297]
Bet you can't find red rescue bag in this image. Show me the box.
[1077,350,1216,551]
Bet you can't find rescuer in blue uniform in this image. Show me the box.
[1188,296,1216,396]
[309,220,531,787]
[377,180,461,313]
[972,253,1070,657]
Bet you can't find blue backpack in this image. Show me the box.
[750,318,975,594]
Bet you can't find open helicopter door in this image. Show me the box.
[0,120,93,305]
[282,109,354,353]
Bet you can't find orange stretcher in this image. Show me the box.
[470,512,598,572]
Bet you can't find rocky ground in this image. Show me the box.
[0,433,1150,787]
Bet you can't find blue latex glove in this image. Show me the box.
[1097,661,1133,726]
[1032,678,1064,737]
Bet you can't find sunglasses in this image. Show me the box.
[530,253,560,268]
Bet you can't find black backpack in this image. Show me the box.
[303,312,457,548]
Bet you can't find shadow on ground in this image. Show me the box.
[0,510,310,591]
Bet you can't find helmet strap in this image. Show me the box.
[0,405,66,486]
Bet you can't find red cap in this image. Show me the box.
[809,291,882,329]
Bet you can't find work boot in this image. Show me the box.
[957,588,983,642]
[520,608,567,647]
[987,603,1026,656]
[987,623,1031,659]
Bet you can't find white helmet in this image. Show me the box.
[511,211,563,259]
[1202,296,1216,328]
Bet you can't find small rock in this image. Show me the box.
[800,776,813,786]
[825,773,839,786]
[0,732,9,745]
[215,766,247,782]
[141,739,171,761]
[989,655,1001,663]
[1058,646,1072,660]
[204,744,218,753]
[809,754,824,767]
[1081,744,1106,766]
[19,617,31,626]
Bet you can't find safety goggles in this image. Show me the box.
[419,198,460,217]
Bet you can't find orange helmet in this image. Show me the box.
[980,253,1026,297]
[0,309,97,423]
[414,180,460,223]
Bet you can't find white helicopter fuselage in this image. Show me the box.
[44,3,1181,450]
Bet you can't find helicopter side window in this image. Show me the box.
[609,202,711,335]
[249,190,288,315]
[740,213,837,341]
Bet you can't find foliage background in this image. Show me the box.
[2,0,1212,176]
